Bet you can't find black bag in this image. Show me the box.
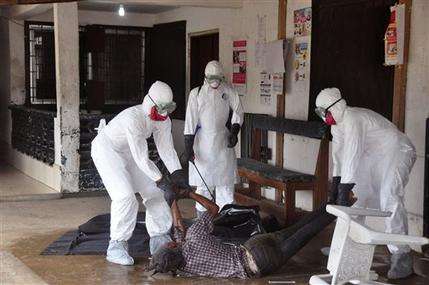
[213,204,265,240]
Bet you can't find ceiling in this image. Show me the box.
[78,1,178,14]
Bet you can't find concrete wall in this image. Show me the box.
[402,0,429,238]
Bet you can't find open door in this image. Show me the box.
[190,32,219,90]
[146,21,186,120]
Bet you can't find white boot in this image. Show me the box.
[388,252,413,279]
[106,240,134,266]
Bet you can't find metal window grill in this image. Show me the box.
[27,23,56,104]
[91,27,145,104]
[25,22,144,106]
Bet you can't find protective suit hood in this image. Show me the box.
[315,88,347,124]
[204,60,225,88]
[142,81,174,116]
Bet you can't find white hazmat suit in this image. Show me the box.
[316,88,416,279]
[184,61,244,212]
[91,81,182,264]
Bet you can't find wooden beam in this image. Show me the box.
[392,0,412,132]
[276,0,287,168]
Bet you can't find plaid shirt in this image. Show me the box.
[173,212,249,279]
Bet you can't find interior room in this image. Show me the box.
[0,0,428,284]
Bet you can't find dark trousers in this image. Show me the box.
[243,204,335,276]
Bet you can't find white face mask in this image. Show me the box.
[209,80,220,89]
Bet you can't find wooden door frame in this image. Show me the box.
[186,29,219,101]
[392,0,412,132]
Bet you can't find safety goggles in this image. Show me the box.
[148,95,177,114]
[205,74,224,84]
[315,98,343,119]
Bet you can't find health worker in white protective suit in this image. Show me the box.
[315,88,417,280]
[183,61,244,215]
[91,81,189,266]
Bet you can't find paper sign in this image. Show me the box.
[265,40,285,74]
[232,40,247,96]
[294,7,312,37]
[294,42,308,81]
[384,4,405,65]
[260,71,272,105]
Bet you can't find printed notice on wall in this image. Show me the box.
[233,40,247,96]
[272,73,284,94]
[260,71,272,105]
[294,42,308,81]
[294,7,312,37]
[384,4,405,65]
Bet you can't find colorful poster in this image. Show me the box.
[294,42,308,81]
[260,71,272,105]
[233,40,247,96]
[385,4,405,65]
[294,7,312,37]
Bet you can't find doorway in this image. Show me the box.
[190,31,219,90]
[309,0,396,121]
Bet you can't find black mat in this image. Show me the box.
[41,206,272,257]
[42,213,152,257]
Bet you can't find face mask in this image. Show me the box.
[149,106,168,121]
[205,75,223,89]
[325,111,337,125]
[315,98,343,124]
[209,80,220,89]
[147,95,176,121]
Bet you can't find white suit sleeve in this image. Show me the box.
[184,88,199,135]
[331,126,344,177]
[153,118,182,174]
[340,120,365,183]
[126,123,162,182]
[228,87,244,126]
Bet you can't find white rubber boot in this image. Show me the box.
[106,240,134,266]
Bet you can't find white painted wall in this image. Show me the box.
[403,0,429,238]
[30,9,156,27]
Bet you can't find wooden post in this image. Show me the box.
[276,0,287,168]
[392,0,412,132]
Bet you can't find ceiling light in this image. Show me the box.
[118,5,125,17]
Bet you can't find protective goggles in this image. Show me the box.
[148,95,176,114]
[315,98,343,119]
[205,74,224,84]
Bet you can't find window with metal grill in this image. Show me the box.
[25,22,146,109]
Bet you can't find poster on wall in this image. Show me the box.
[294,7,312,37]
[232,40,247,96]
[384,4,405,65]
[260,71,272,105]
[272,73,284,94]
[294,42,308,81]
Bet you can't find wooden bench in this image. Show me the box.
[235,114,329,225]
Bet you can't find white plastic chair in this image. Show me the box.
[309,205,429,285]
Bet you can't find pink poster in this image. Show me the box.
[232,40,247,96]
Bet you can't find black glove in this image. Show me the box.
[156,177,175,206]
[328,176,341,204]
[227,123,240,148]
[337,183,355,206]
[184,135,195,162]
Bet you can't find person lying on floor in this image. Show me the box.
[147,189,343,278]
